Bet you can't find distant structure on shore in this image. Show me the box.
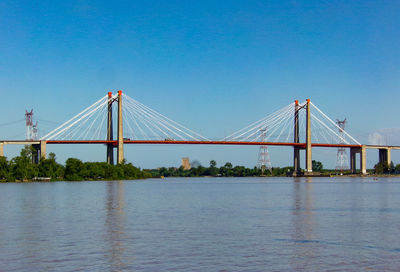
[181,157,191,170]
[336,118,349,171]
[258,127,272,175]
[25,109,38,140]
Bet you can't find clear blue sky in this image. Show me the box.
[1,0,399,168]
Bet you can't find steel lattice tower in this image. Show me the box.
[258,127,272,175]
[335,119,348,171]
[25,109,38,140]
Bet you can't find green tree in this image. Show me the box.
[48,152,56,160]
[224,162,233,169]
[233,165,246,177]
[374,161,388,174]
[395,164,400,174]
[0,156,9,180]
[312,160,323,172]
[209,160,218,176]
[219,162,234,176]
[389,161,395,174]
[10,147,38,180]
[38,152,64,179]
[65,158,84,181]
[210,160,216,168]
[121,162,148,179]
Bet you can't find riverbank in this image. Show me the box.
[2,147,398,182]
[3,173,400,183]
[0,146,151,182]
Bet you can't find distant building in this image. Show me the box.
[181,157,191,170]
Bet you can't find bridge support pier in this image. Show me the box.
[350,147,358,174]
[107,146,114,164]
[293,147,301,176]
[379,148,391,168]
[117,90,124,164]
[306,99,312,173]
[0,143,3,157]
[40,141,46,160]
[32,145,39,164]
[350,146,367,175]
[361,145,367,175]
[32,141,46,164]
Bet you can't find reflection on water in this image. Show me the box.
[291,180,315,270]
[1,177,400,271]
[105,181,127,271]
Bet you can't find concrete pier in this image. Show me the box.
[349,146,367,175]
[361,145,367,175]
[350,147,358,174]
[32,140,46,164]
[40,140,46,160]
[378,148,391,168]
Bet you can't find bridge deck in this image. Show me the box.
[365,145,400,150]
[1,140,41,145]
[43,140,363,148]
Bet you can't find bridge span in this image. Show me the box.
[1,139,399,175]
[1,91,398,176]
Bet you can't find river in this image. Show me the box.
[1,177,400,271]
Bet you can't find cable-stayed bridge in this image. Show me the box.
[1,91,398,176]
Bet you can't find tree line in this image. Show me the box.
[3,146,396,182]
[0,146,151,182]
[0,148,299,182]
[147,160,295,178]
[373,161,400,175]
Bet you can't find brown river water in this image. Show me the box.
[1,176,400,271]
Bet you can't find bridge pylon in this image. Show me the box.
[117,90,124,164]
[293,100,301,176]
[292,98,312,175]
[105,90,124,165]
[107,92,114,164]
[306,99,312,173]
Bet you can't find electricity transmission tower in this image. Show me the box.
[25,109,38,140]
[258,127,272,175]
[335,118,348,171]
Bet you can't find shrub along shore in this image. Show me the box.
[1,147,398,182]
[0,146,150,182]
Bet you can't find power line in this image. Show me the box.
[36,118,61,125]
[0,119,25,127]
